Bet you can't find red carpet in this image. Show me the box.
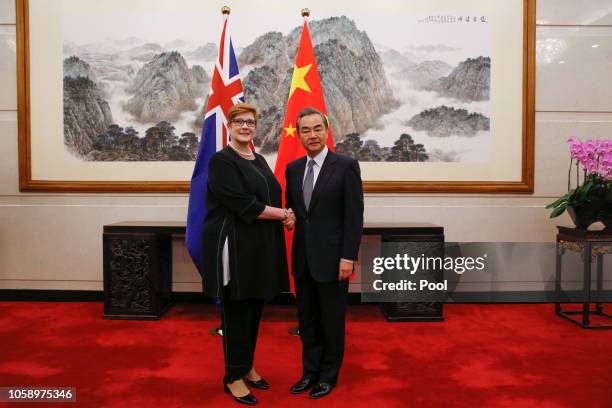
[0,302,611,407]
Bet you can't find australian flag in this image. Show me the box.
[186,14,244,272]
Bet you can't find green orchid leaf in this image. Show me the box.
[578,180,594,200]
[546,192,573,209]
[546,196,568,209]
[550,204,567,218]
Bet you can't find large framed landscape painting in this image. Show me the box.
[16,0,535,192]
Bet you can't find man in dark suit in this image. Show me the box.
[285,107,364,399]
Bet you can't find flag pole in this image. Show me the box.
[212,4,231,339]
[288,7,311,338]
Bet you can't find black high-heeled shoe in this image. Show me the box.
[245,377,269,390]
[223,383,258,405]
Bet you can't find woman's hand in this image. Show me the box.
[283,208,296,230]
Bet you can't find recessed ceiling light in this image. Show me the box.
[592,44,600,48]
[559,60,566,64]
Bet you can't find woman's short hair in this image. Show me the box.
[227,103,258,125]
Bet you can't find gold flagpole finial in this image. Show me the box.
[301,8,310,18]
[221,6,231,15]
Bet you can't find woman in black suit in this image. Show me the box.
[200,103,294,405]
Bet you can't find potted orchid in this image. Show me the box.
[546,136,612,229]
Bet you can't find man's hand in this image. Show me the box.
[283,208,296,230]
[339,260,353,280]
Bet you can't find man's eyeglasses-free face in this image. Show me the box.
[299,125,326,136]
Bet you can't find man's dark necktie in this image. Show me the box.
[303,160,316,209]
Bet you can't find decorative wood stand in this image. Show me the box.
[555,226,612,329]
[377,223,445,322]
[103,222,184,320]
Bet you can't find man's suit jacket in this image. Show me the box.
[285,151,364,283]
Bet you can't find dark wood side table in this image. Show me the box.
[369,223,445,322]
[103,222,184,320]
[555,226,612,329]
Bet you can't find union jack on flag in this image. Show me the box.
[186,13,244,272]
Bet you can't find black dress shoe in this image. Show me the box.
[224,383,258,405]
[245,377,269,390]
[309,382,333,399]
[290,378,314,394]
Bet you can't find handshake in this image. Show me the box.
[282,208,296,230]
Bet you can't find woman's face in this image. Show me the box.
[229,112,257,145]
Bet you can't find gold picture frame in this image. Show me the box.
[16,0,535,193]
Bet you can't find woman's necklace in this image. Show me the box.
[229,142,254,159]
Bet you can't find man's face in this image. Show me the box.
[298,114,327,156]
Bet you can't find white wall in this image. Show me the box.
[1,0,611,291]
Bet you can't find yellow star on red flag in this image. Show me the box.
[288,63,312,99]
[284,122,297,138]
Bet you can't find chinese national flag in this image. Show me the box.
[274,20,335,293]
